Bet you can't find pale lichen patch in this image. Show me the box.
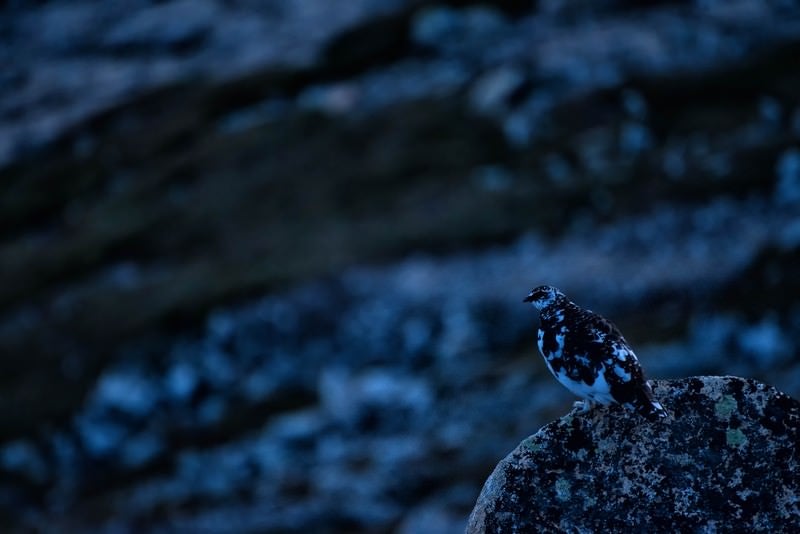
[521,436,544,454]
[555,477,571,502]
[700,377,726,401]
[726,428,747,447]
[715,395,737,419]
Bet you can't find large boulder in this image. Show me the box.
[468,376,800,532]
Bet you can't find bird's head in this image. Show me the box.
[523,285,565,311]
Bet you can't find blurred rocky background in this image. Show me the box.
[1,0,799,532]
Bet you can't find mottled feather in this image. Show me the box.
[525,285,667,421]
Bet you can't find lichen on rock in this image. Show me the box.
[467,376,800,532]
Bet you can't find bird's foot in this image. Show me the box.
[573,400,595,415]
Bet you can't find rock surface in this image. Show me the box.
[468,376,800,533]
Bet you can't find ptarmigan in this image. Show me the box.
[524,285,667,421]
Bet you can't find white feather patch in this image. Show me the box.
[554,366,615,405]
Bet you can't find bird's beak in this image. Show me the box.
[523,293,534,303]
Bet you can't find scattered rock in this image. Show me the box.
[469,66,527,114]
[102,0,217,54]
[467,376,800,533]
[776,147,800,205]
[0,441,47,484]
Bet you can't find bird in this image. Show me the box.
[524,285,667,421]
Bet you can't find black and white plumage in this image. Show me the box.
[524,285,667,421]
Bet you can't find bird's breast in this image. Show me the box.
[538,325,566,362]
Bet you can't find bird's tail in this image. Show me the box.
[632,382,669,422]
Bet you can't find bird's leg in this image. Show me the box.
[573,399,595,414]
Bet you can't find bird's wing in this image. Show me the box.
[572,308,630,349]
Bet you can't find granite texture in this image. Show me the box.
[468,376,800,533]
